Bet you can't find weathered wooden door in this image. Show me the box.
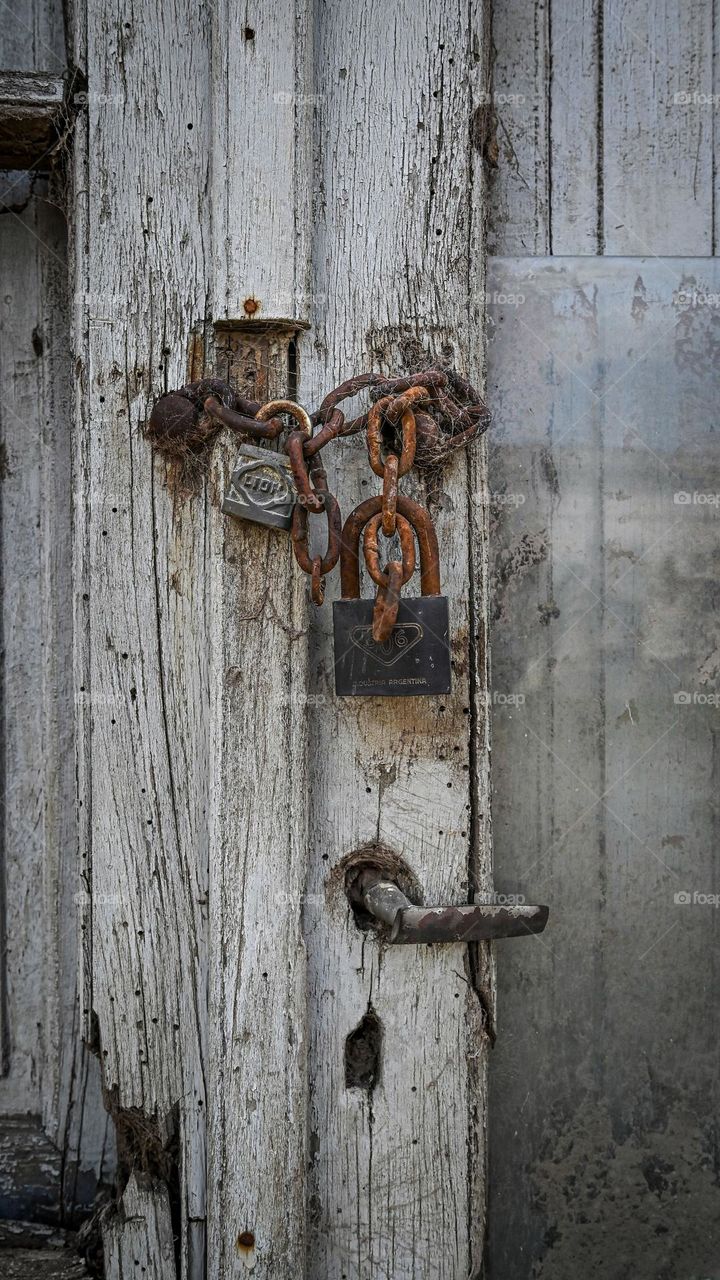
[4,0,510,1275]
[72,0,497,1275]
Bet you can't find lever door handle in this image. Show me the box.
[352,869,549,945]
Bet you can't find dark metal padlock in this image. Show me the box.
[222,443,298,530]
[333,495,452,697]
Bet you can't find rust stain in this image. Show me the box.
[187,325,205,383]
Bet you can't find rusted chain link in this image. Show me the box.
[147,367,488,612]
[291,454,342,606]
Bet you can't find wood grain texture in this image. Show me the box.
[0,70,66,168]
[489,0,718,255]
[0,0,65,72]
[603,0,714,254]
[0,167,110,1214]
[34,176,113,1212]
[69,1,211,1274]
[0,183,52,1114]
[205,4,312,1275]
[301,2,492,1275]
[0,1250,89,1280]
[104,1173,175,1280]
[488,0,550,255]
[549,0,599,253]
[209,0,312,321]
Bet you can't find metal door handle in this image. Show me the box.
[352,869,548,945]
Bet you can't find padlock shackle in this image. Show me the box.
[340,495,442,599]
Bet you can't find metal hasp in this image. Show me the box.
[352,868,549,945]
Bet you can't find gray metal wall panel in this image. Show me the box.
[486,257,720,1279]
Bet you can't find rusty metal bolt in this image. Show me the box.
[145,392,217,454]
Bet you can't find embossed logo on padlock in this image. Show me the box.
[349,622,424,667]
[222,443,298,530]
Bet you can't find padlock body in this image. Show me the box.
[222,443,297,530]
[333,597,451,697]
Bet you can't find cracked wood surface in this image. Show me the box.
[0,137,111,1239]
[301,2,493,1275]
[206,8,313,1275]
[69,1,211,1274]
[104,1174,175,1280]
[0,1252,89,1279]
[71,0,313,1275]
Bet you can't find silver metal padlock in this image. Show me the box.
[222,443,298,530]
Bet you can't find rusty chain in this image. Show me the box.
[147,367,488,618]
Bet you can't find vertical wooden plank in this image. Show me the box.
[209,0,311,319]
[0,180,51,1114]
[0,0,64,71]
[303,2,492,1276]
[104,1174,175,1280]
[603,0,714,254]
[0,0,112,1210]
[488,0,550,254]
[69,2,211,1274]
[549,0,600,253]
[491,0,720,258]
[0,161,111,1210]
[715,0,720,256]
[36,178,115,1211]
[205,3,312,1276]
